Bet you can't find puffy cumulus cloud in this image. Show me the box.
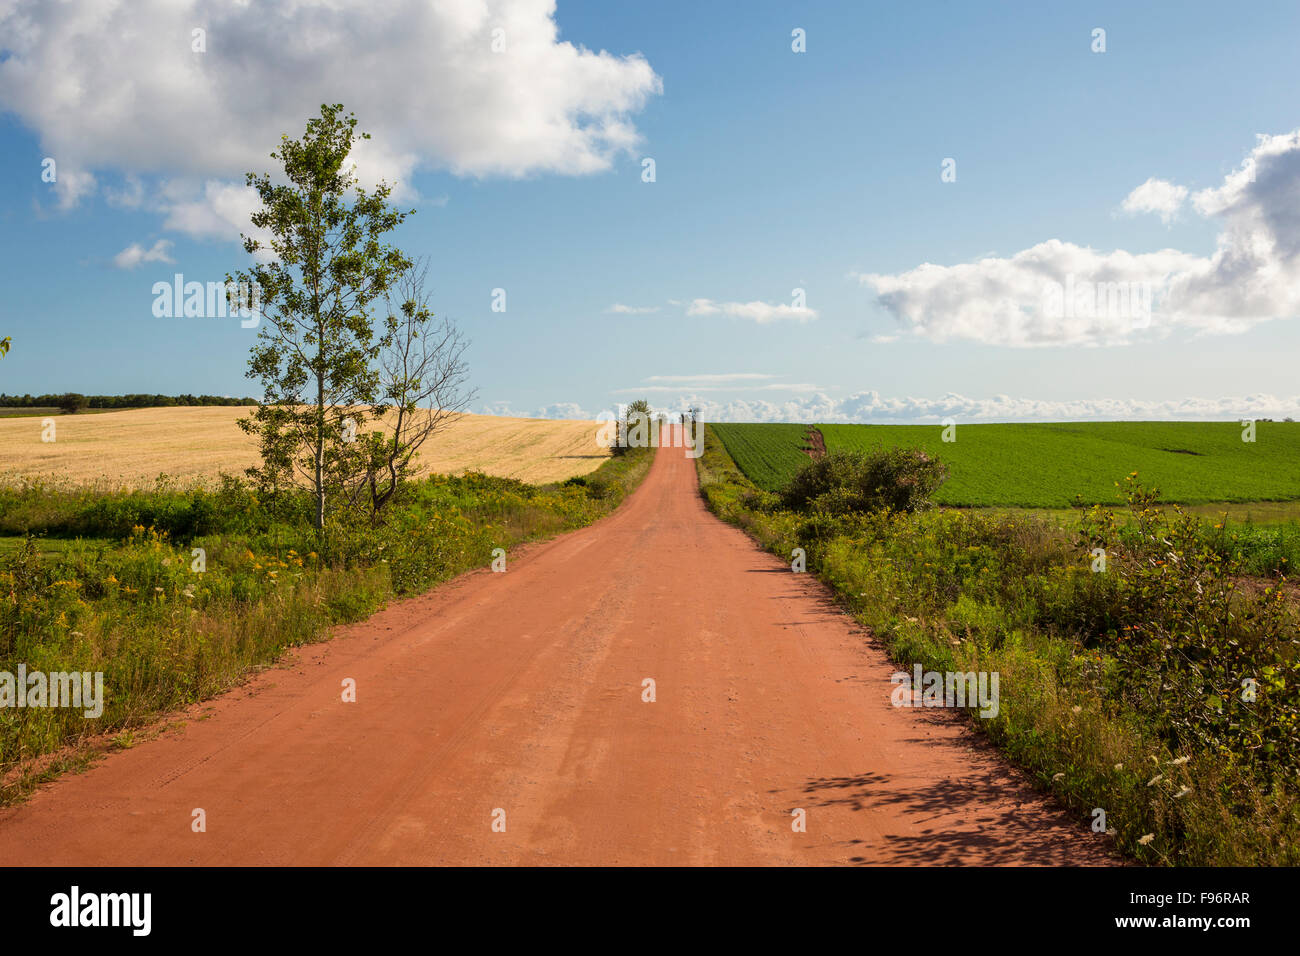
[1172,130,1300,330]
[111,238,174,269]
[1121,177,1188,223]
[160,181,262,239]
[859,130,1300,347]
[859,241,1201,347]
[647,390,1300,424]
[0,0,661,232]
[686,298,817,324]
[151,180,278,261]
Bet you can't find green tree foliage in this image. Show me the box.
[612,398,652,456]
[1079,477,1300,778]
[231,104,412,531]
[0,394,255,409]
[779,447,948,515]
[57,393,89,414]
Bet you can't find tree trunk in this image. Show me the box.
[312,230,326,531]
[314,371,325,530]
[313,326,325,529]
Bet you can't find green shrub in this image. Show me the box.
[58,393,89,414]
[1078,476,1300,781]
[779,447,948,515]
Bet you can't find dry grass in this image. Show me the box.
[0,407,610,488]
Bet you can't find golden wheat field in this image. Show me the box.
[0,407,611,488]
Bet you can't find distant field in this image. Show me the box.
[0,406,117,418]
[0,407,610,488]
[713,421,1300,507]
[709,423,812,492]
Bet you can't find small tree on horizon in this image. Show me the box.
[231,104,412,532]
[615,398,652,454]
[58,392,88,414]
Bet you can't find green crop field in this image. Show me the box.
[713,421,1300,507]
[709,423,813,492]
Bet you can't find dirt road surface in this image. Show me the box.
[0,435,1112,865]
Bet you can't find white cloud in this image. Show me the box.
[112,238,174,269]
[686,298,817,323]
[859,130,1300,347]
[104,174,145,209]
[534,402,591,420]
[477,400,596,420]
[606,303,660,314]
[1121,177,1188,224]
[858,241,1201,347]
[159,181,261,240]
[644,373,775,384]
[0,0,661,239]
[655,390,1300,424]
[50,169,96,210]
[616,383,820,394]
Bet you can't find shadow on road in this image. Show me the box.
[793,767,1107,865]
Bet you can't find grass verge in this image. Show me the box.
[0,445,653,803]
[696,425,1299,866]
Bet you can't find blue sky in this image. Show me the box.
[2,0,1300,422]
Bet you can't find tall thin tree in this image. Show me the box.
[230,104,412,531]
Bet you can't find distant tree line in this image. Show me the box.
[0,393,258,409]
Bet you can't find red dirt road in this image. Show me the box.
[0,437,1113,865]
